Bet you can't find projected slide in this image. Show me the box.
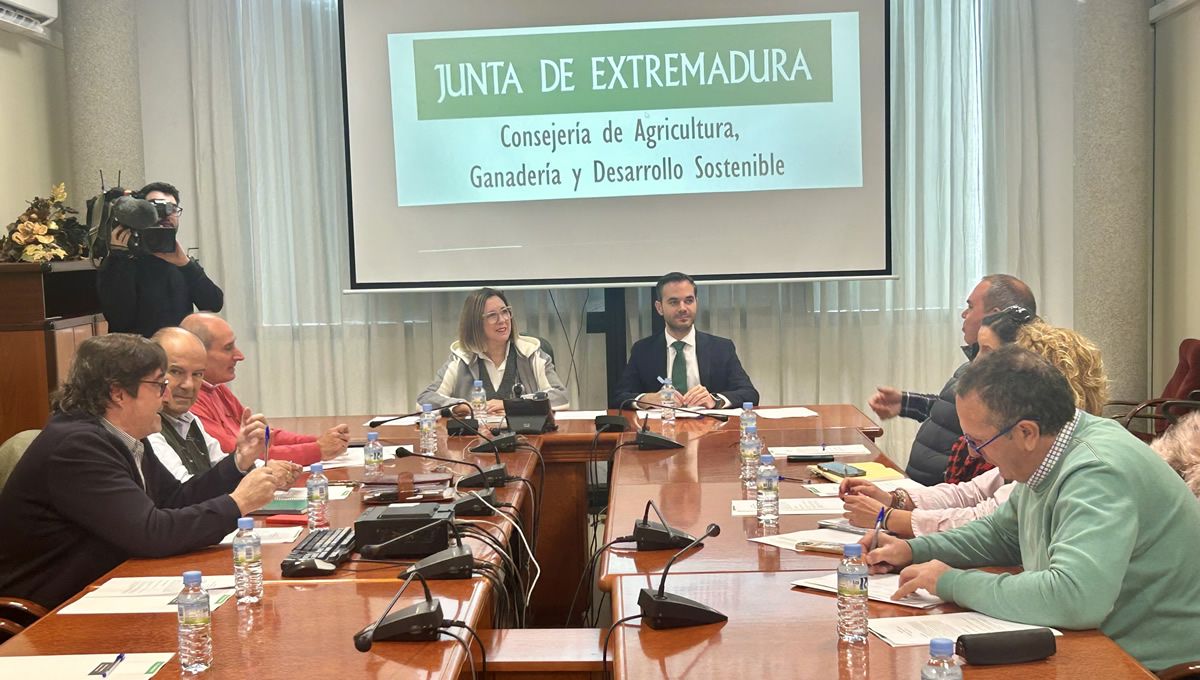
[387,14,863,206]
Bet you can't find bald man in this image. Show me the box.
[181,314,349,465]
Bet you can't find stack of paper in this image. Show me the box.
[791,572,944,609]
[748,528,861,550]
[274,486,352,501]
[756,407,819,419]
[868,612,1062,647]
[306,447,366,470]
[60,575,237,615]
[803,478,926,497]
[0,653,175,678]
[219,526,302,545]
[810,461,904,482]
[771,444,872,456]
[552,410,610,421]
[731,497,843,516]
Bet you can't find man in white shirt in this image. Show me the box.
[148,327,263,481]
[610,272,759,409]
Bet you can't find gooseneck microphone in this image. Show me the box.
[354,571,442,652]
[633,499,699,551]
[638,523,726,630]
[394,446,506,490]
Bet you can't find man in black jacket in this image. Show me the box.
[96,182,224,337]
[0,334,296,610]
[611,272,758,409]
[868,274,1036,485]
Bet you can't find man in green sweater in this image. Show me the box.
[865,345,1200,671]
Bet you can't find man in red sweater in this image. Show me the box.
[182,313,349,465]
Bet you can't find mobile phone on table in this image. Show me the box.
[817,462,865,477]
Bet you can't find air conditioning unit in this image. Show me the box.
[0,0,58,39]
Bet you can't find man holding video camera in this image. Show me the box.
[96,182,224,337]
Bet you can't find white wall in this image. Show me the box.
[0,30,71,216]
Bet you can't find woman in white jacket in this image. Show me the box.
[417,287,568,415]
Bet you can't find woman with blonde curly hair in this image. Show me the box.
[842,315,1112,537]
[1151,410,1200,498]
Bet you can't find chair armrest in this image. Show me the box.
[0,597,48,619]
[1116,398,1171,427]
[1156,659,1200,680]
[1160,400,1200,425]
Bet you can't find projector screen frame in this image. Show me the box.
[338,1,893,293]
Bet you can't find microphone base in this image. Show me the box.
[369,599,444,643]
[594,415,630,433]
[638,588,727,630]
[452,487,497,515]
[459,463,508,488]
[469,433,518,453]
[636,431,684,450]
[633,520,698,551]
[446,417,480,437]
[407,545,473,580]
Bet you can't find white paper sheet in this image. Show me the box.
[0,653,175,678]
[771,445,872,456]
[362,415,420,427]
[274,486,352,501]
[552,410,611,421]
[304,447,366,470]
[731,497,844,516]
[802,478,927,497]
[60,576,237,615]
[748,528,861,550]
[791,572,944,609]
[219,526,303,545]
[868,611,1062,647]
[755,407,820,419]
[635,409,701,419]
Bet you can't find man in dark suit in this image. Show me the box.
[610,272,759,409]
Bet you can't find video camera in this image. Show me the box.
[87,186,179,259]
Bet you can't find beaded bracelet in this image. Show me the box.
[882,507,894,531]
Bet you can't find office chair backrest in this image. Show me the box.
[0,430,40,493]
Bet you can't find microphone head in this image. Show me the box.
[707,523,721,537]
[354,629,374,652]
[393,446,414,459]
[111,195,161,230]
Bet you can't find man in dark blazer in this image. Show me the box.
[610,272,759,409]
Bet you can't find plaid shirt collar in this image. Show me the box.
[1027,409,1081,490]
[101,417,146,487]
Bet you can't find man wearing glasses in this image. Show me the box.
[863,345,1200,672]
[0,334,293,610]
[97,181,225,338]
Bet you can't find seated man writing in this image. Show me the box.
[864,345,1200,671]
[182,313,349,465]
[0,334,298,610]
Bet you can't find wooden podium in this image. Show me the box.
[0,260,106,443]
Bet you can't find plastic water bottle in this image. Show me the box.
[739,425,761,488]
[921,638,964,679]
[364,431,384,479]
[177,570,212,673]
[740,401,757,435]
[306,463,329,530]
[659,381,676,425]
[756,453,779,526]
[419,403,437,455]
[231,517,263,604]
[470,380,488,421]
[837,544,869,644]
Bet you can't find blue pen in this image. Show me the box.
[868,506,886,551]
[100,652,125,678]
[264,425,271,462]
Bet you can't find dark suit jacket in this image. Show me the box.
[0,412,244,609]
[610,330,759,408]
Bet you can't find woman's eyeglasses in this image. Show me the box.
[482,306,513,325]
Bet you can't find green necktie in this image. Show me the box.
[670,340,688,392]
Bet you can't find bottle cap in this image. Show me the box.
[742,402,753,409]
[842,543,863,557]
[182,570,202,585]
[473,380,483,387]
[366,431,378,441]
[422,403,433,412]
[930,638,955,656]
[310,463,323,474]
[237,517,254,531]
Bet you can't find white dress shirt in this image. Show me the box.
[639,327,730,408]
[474,343,509,391]
[148,411,228,482]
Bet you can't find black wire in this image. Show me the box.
[592,590,610,628]
[514,440,545,551]
[459,525,527,624]
[547,288,587,391]
[507,476,539,550]
[440,628,476,680]
[566,535,635,627]
[445,620,488,676]
[603,614,643,678]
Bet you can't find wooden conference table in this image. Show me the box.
[1,405,1154,678]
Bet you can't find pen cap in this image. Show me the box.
[366,432,378,441]
[842,544,862,558]
[237,517,254,531]
[182,570,202,586]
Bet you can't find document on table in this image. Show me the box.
[791,573,944,609]
[59,575,237,615]
[755,407,819,419]
[0,653,175,678]
[274,486,352,501]
[868,612,1062,647]
[771,445,872,457]
[219,526,303,545]
[307,446,366,470]
[362,415,419,427]
[748,528,860,550]
[731,497,843,516]
[802,478,926,497]
[635,409,701,419]
[552,410,610,421]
